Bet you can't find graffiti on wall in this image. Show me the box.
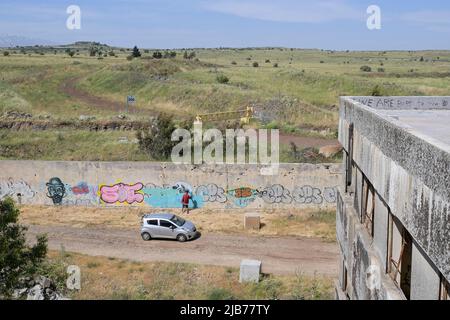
[0,178,36,203]
[143,182,203,208]
[99,182,144,204]
[46,177,66,205]
[196,184,227,203]
[14,176,337,209]
[65,182,98,206]
[227,187,259,208]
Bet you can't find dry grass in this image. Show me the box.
[46,250,334,300]
[20,205,336,241]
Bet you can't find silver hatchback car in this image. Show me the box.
[141,213,198,242]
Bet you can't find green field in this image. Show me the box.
[2,44,450,161]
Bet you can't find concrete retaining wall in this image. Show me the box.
[0,161,342,210]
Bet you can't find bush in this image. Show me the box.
[377,68,385,73]
[273,63,278,68]
[126,55,133,61]
[265,59,270,63]
[152,51,163,59]
[216,74,229,84]
[3,51,9,56]
[371,85,383,96]
[252,62,259,68]
[0,198,48,298]
[360,65,372,72]
[136,114,177,161]
[231,61,237,65]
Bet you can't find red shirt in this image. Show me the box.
[181,193,191,204]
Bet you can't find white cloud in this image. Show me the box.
[202,0,362,23]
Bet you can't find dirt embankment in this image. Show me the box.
[0,119,151,131]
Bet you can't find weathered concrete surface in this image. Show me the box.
[244,213,261,230]
[0,161,342,210]
[336,189,404,300]
[239,259,262,283]
[339,97,450,279]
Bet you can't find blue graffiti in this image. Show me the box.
[143,187,204,208]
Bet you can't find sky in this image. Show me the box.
[1,0,450,50]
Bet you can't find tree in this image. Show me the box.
[0,198,47,298]
[136,114,177,161]
[132,46,141,58]
[152,51,163,59]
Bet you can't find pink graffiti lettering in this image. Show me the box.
[100,183,144,204]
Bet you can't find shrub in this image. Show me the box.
[0,198,48,298]
[360,65,372,72]
[231,61,237,65]
[265,59,270,63]
[126,55,133,61]
[3,51,9,56]
[273,63,278,68]
[216,74,229,84]
[152,51,163,59]
[252,62,259,67]
[371,85,383,96]
[136,114,177,161]
[377,68,385,73]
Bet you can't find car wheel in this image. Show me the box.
[176,234,187,242]
[141,232,151,241]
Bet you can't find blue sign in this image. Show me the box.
[127,95,136,103]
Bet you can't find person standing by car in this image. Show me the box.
[181,190,191,214]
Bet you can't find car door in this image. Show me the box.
[158,219,177,239]
[144,219,159,237]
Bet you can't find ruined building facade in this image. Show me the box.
[335,96,450,300]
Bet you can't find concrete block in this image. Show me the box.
[239,259,261,283]
[244,213,260,230]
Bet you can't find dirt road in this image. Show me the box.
[27,225,339,276]
[59,77,125,112]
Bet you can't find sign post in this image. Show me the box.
[126,95,136,113]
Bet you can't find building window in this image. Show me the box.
[440,276,450,300]
[388,215,412,299]
[361,178,375,236]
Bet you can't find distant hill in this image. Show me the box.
[0,35,58,48]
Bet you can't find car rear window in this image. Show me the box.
[146,219,158,225]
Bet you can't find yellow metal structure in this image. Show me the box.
[195,106,254,124]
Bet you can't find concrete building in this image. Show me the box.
[335,96,450,300]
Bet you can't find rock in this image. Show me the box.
[319,144,343,158]
[13,288,28,299]
[79,115,96,121]
[27,285,44,300]
[35,275,52,288]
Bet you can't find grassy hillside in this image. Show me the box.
[1,45,450,161]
